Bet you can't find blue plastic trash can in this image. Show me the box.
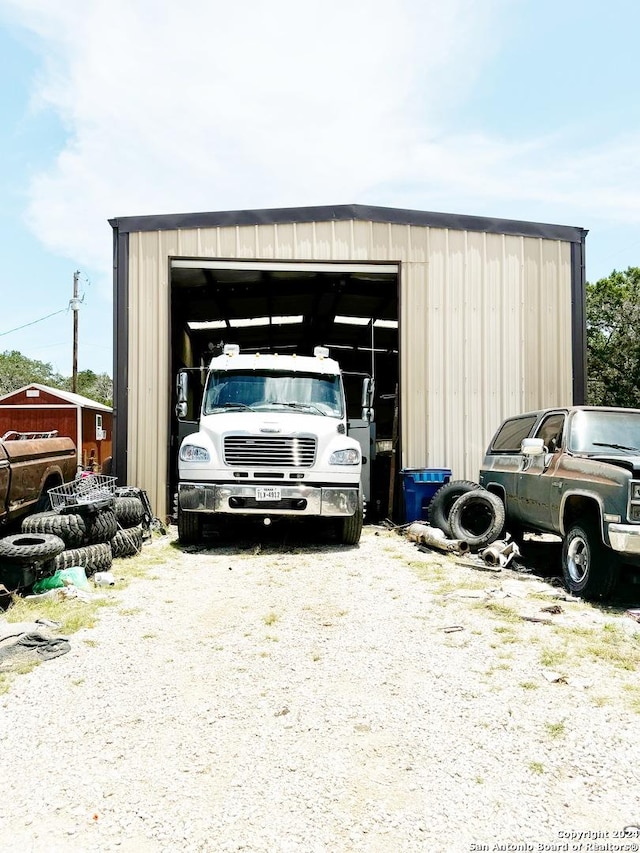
[401,468,452,523]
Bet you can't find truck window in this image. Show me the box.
[490,415,537,453]
[534,413,565,451]
[203,370,343,417]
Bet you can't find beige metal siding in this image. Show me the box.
[126,222,573,515]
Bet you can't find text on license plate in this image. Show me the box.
[255,487,281,501]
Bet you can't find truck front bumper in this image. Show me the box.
[608,523,640,554]
[178,482,359,517]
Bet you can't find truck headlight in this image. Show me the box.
[180,444,210,463]
[329,448,360,465]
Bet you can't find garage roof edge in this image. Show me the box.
[109,203,587,244]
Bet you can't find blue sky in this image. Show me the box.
[1,0,639,378]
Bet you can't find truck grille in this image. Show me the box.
[223,436,317,468]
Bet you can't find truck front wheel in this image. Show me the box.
[177,507,203,544]
[562,522,618,601]
[338,494,364,546]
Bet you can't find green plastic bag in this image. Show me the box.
[32,572,64,594]
[58,566,91,591]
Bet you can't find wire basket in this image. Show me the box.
[49,474,118,510]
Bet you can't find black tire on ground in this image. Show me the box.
[110,524,143,558]
[52,542,112,576]
[83,508,118,545]
[177,507,203,544]
[338,493,364,546]
[114,496,145,528]
[449,489,505,549]
[562,522,618,601]
[22,510,87,549]
[0,533,66,564]
[428,480,483,537]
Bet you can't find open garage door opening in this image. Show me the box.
[169,259,400,521]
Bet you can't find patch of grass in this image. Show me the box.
[11,660,40,676]
[118,607,142,617]
[265,634,279,642]
[5,595,112,635]
[0,674,10,694]
[141,633,156,640]
[520,681,539,690]
[591,695,612,707]
[493,625,520,644]
[263,611,279,626]
[540,647,567,668]
[529,761,544,774]
[622,683,640,713]
[482,601,521,623]
[546,721,566,739]
[71,677,85,686]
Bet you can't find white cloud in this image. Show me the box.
[4,0,640,283]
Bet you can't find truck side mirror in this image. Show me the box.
[521,438,545,456]
[361,377,375,421]
[176,371,188,404]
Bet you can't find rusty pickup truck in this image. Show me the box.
[0,431,77,528]
[479,406,640,600]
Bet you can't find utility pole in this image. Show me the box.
[71,270,81,393]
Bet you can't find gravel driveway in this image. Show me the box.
[1,524,639,853]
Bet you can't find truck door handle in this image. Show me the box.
[551,481,563,489]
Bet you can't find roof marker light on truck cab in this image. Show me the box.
[223,344,240,356]
[314,346,329,359]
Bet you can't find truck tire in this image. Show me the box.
[114,496,145,528]
[0,533,66,564]
[338,494,364,546]
[428,480,482,537]
[83,508,118,545]
[177,507,203,544]
[22,510,87,549]
[52,542,112,576]
[449,490,505,549]
[110,524,143,558]
[562,522,618,601]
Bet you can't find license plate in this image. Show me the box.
[255,487,281,501]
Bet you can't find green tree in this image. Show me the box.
[586,267,640,407]
[0,350,66,396]
[66,370,113,407]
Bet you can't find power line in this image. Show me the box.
[0,308,68,339]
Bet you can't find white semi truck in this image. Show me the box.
[175,345,368,545]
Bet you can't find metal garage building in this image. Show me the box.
[109,204,587,519]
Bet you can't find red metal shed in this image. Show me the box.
[0,384,113,472]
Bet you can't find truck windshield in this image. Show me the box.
[569,410,640,455]
[203,370,344,418]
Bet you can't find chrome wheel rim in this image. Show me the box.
[567,535,589,584]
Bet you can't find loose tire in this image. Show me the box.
[0,533,65,564]
[428,480,482,537]
[177,507,203,544]
[83,508,118,545]
[562,522,618,601]
[114,496,145,529]
[338,493,364,546]
[22,511,87,549]
[52,542,112,576]
[110,524,143,558]
[449,489,505,549]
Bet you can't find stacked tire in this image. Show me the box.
[428,480,505,549]
[0,532,66,592]
[20,493,146,578]
[22,505,116,578]
[111,496,145,558]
